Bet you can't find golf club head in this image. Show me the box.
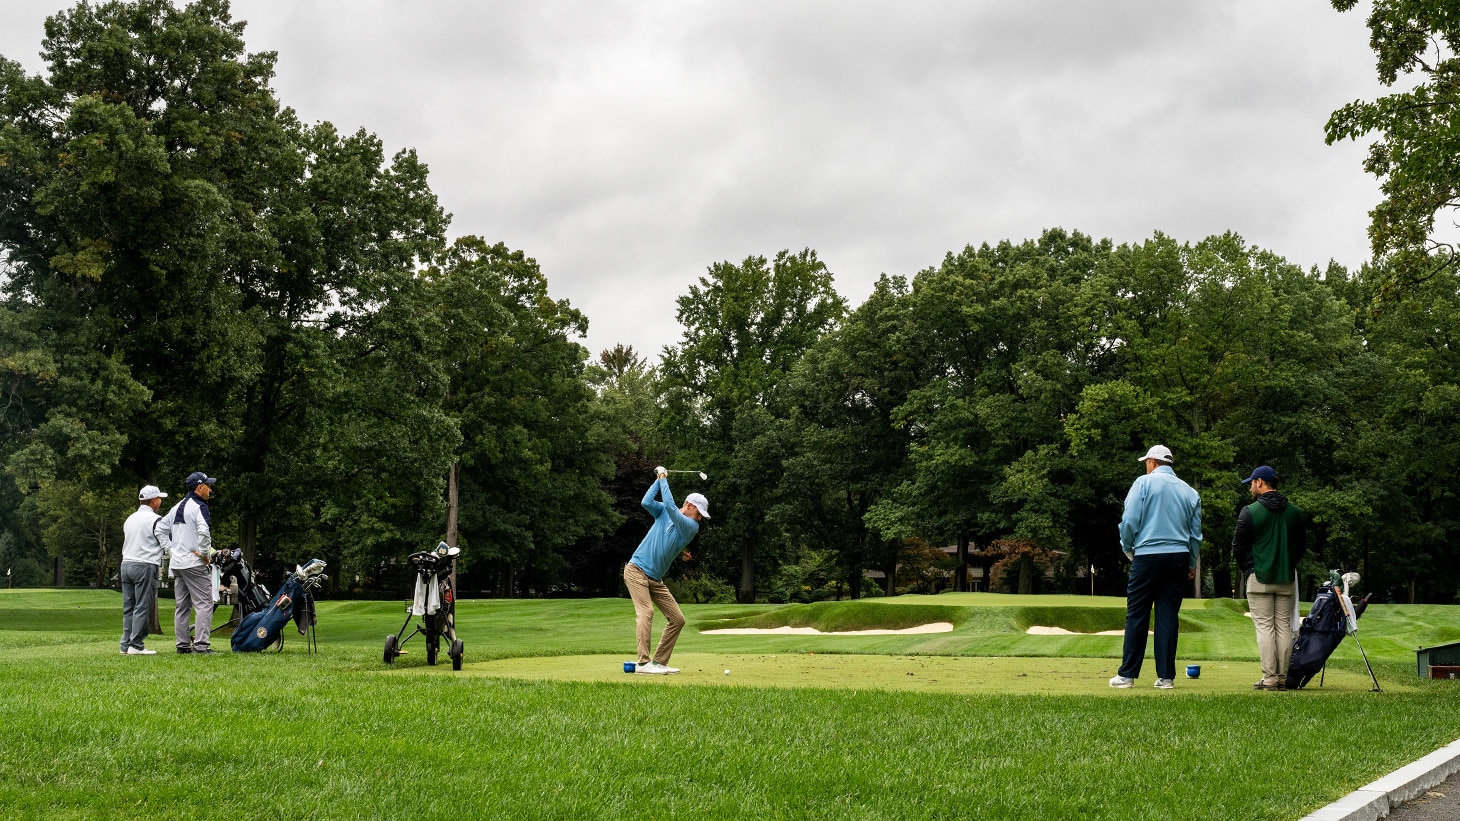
[698,472,708,481]
[298,558,327,577]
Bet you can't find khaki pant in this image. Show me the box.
[1248,574,1296,685]
[624,563,684,665]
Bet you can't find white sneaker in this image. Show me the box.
[126,647,157,656]
[1109,675,1134,688]
[1154,678,1174,689]
[661,664,680,674]
[635,662,668,675]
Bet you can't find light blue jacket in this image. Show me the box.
[629,478,700,581]
[1119,465,1202,567]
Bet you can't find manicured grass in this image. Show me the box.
[1,588,1457,820]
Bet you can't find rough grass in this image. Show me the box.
[1,588,1457,820]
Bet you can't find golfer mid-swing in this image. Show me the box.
[625,467,709,675]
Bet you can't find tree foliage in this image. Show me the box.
[660,249,846,602]
[1328,0,1460,287]
[2,1,1456,606]
[0,2,597,591]
[425,237,614,596]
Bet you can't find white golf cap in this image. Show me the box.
[1137,445,1173,463]
[138,485,167,501]
[686,492,710,519]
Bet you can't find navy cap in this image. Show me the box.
[184,471,218,490]
[1241,465,1277,484]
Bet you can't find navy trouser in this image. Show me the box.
[1118,552,1189,681]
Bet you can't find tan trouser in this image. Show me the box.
[624,563,685,665]
[1248,574,1297,685]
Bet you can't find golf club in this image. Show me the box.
[665,470,708,481]
[1337,572,1382,692]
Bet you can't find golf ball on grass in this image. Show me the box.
[724,669,730,675]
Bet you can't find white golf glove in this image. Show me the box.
[655,466,667,478]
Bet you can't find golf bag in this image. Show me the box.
[231,559,327,653]
[384,542,464,669]
[1286,579,1371,689]
[213,548,271,619]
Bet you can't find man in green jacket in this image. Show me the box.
[1233,466,1307,691]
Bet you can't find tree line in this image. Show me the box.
[1,1,1456,603]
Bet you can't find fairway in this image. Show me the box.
[2,588,1458,820]
[462,652,1404,695]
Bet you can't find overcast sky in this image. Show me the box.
[1,1,1388,361]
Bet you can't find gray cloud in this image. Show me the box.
[1,0,1387,360]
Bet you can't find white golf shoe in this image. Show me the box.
[1108,675,1134,688]
[635,662,669,675]
[1154,678,1174,689]
[126,647,157,656]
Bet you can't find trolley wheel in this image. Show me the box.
[426,636,439,666]
[450,639,464,671]
[383,634,398,665]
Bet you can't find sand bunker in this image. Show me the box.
[1025,626,1130,636]
[703,622,954,636]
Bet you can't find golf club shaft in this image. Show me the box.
[1351,633,1382,692]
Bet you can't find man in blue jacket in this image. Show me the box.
[624,467,709,675]
[1110,445,1202,690]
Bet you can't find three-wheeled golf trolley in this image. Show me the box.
[384,542,463,670]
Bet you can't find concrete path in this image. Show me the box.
[1387,769,1460,821]
[1300,740,1460,821]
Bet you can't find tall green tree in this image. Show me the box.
[777,275,922,597]
[424,237,615,597]
[1,0,454,582]
[1328,0,1460,289]
[660,249,846,602]
[1325,257,1460,601]
[867,229,1119,588]
[574,344,666,596]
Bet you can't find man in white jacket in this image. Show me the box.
[168,472,218,654]
[120,485,171,655]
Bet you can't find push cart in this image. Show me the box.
[384,542,463,670]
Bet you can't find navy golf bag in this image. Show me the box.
[1286,581,1370,689]
[232,576,305,652]
[231,559,327,653]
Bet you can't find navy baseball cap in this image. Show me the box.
[184,472,218,490]
[1241,466,1277,484]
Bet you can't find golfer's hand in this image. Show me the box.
[655,466,667,478]
[1188,569,1197,581]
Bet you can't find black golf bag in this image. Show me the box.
[384,543,464,669]
[213,548,271,620]
[1286,581,1370,689]
[231,559,327,653]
